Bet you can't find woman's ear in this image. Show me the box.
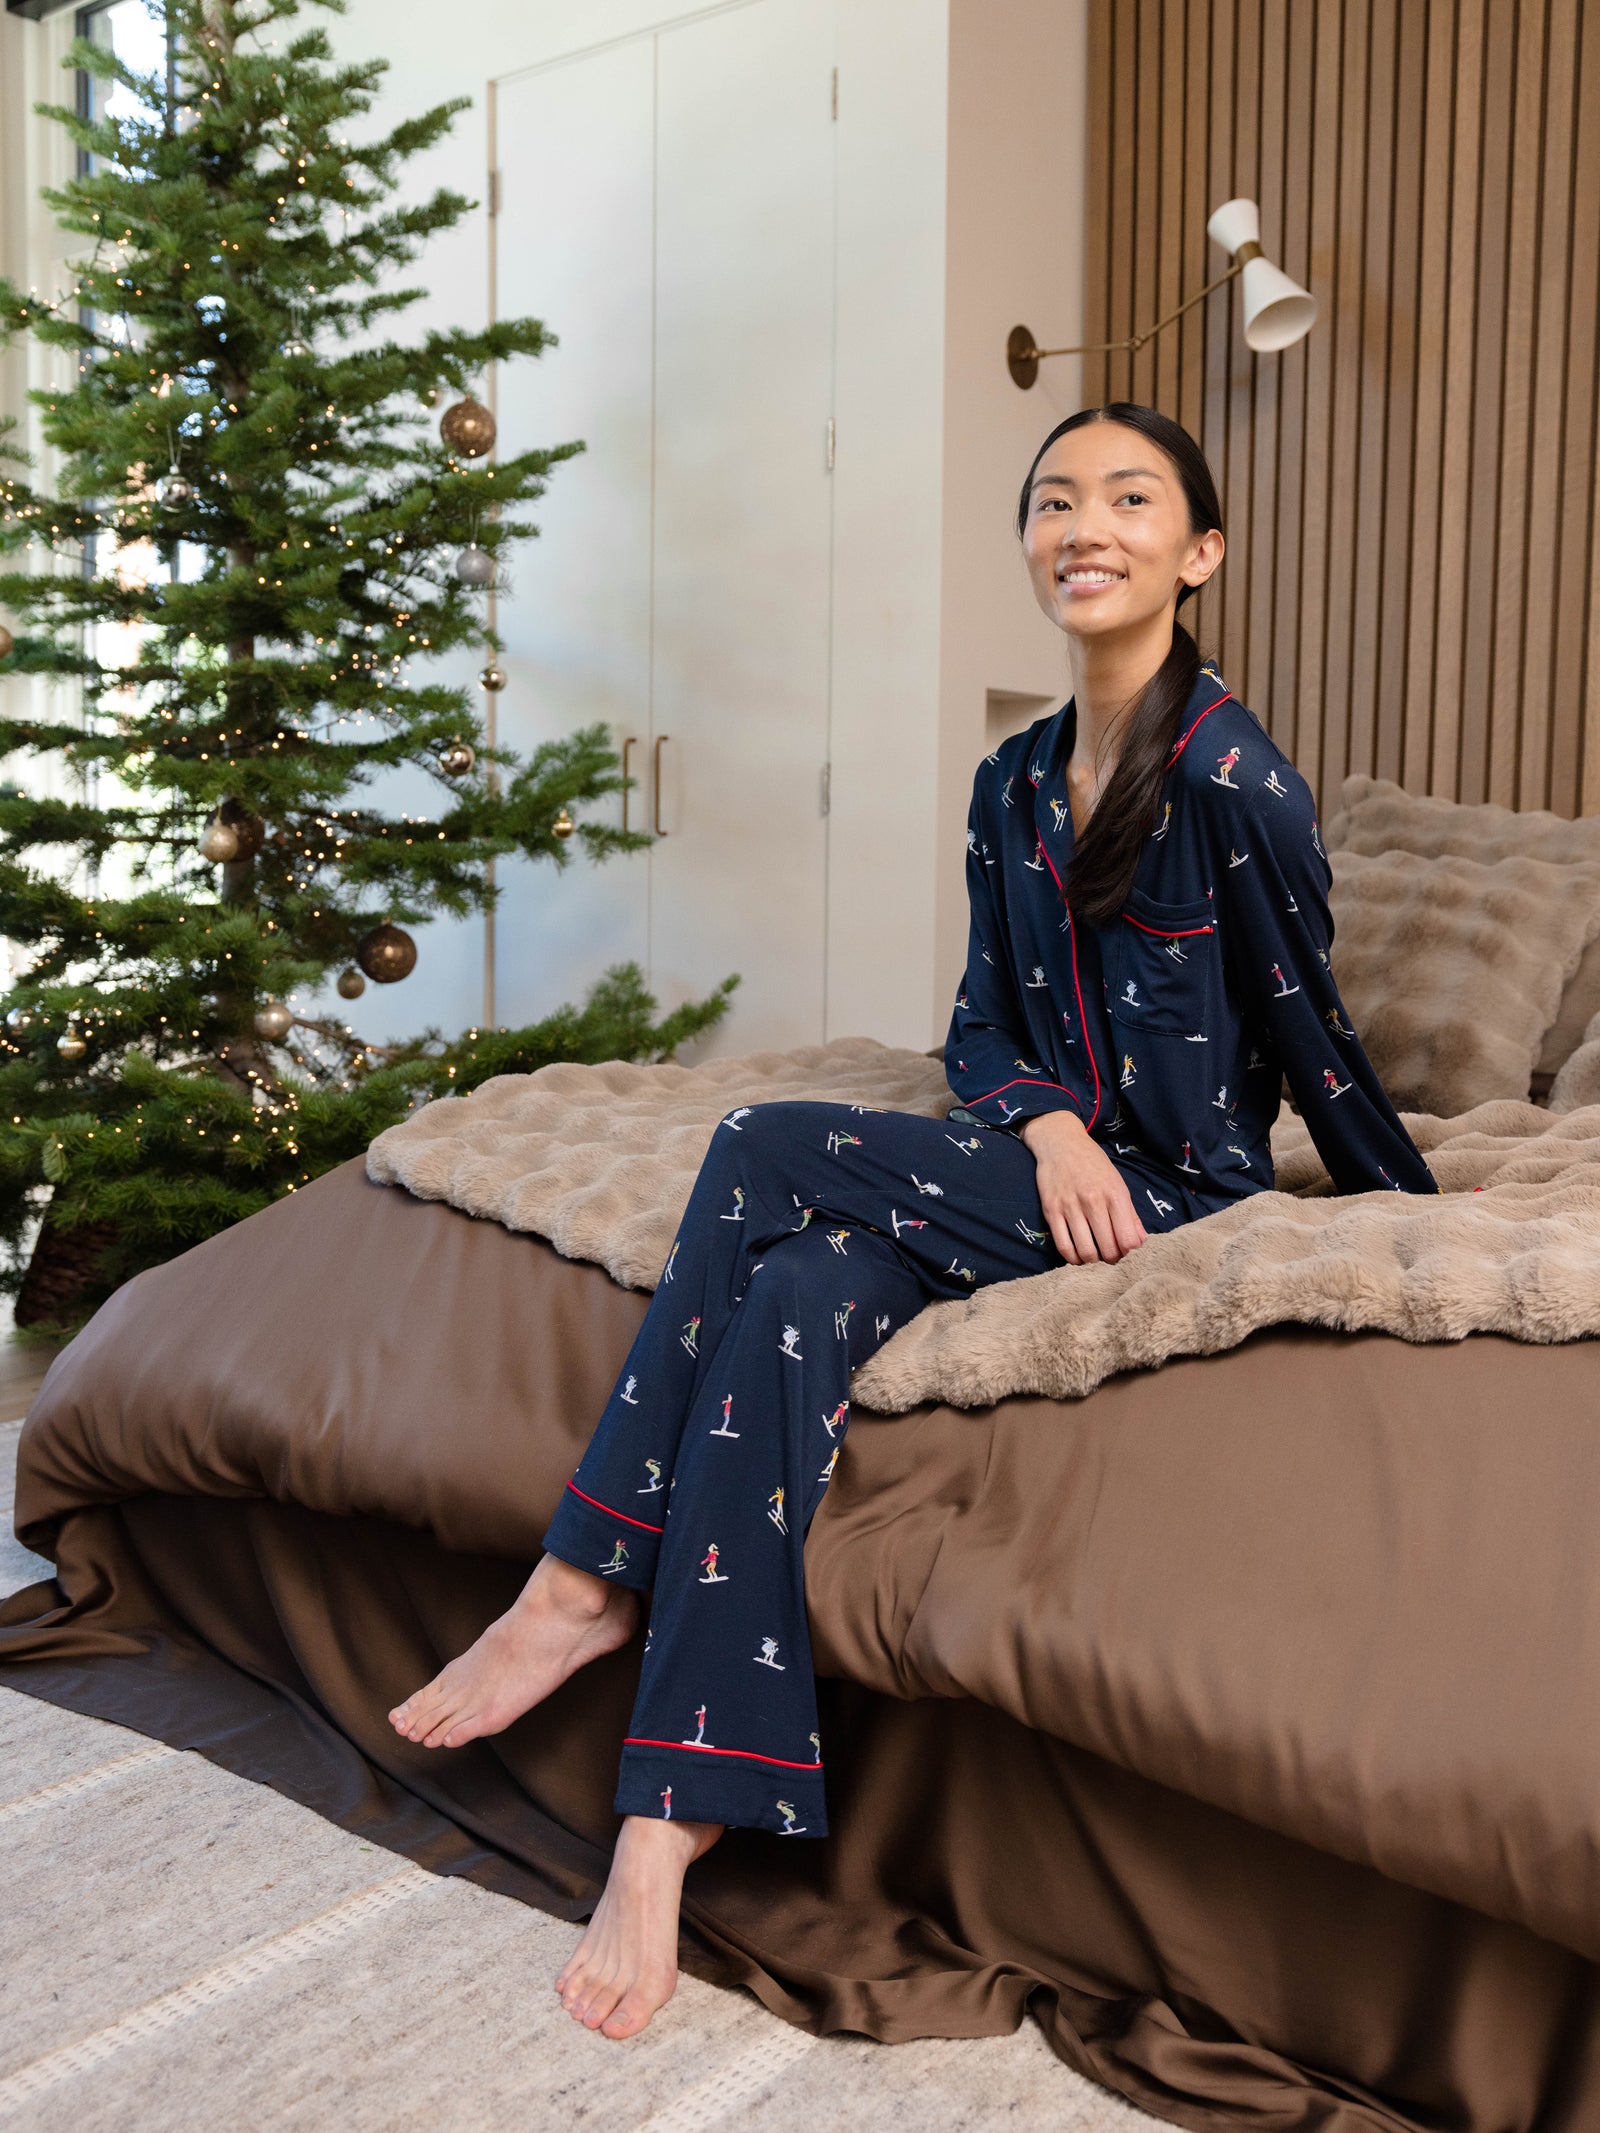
[1179,527,1225,592]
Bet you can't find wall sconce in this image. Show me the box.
[1006,198,1317,389]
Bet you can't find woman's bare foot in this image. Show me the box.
[388,1554,640,1750]
[555,1814,724,2039]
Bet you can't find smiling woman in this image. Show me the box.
[945,401,1436,1274]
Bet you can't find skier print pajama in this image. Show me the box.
[538,1096,1191,1839]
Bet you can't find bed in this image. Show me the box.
[5,776,1600,2130]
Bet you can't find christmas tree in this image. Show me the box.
[0,0,732,1328]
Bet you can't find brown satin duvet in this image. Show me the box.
[4,1158,1600,2130]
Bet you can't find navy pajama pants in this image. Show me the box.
[540,1099,1196,1838]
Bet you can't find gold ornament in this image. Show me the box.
[355,921,418,984]
[552,805,575,840]
[336,966,366,1000]
[199,813,240,863]
[478,663,507,692]
[438,738,476,777]
[56,1025,87,1062]
[0,624,14,660]
[197,800,263,864]
[439,396,496,458]
[254,999,293,1041]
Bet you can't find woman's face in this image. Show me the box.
[1020,422,1223,642]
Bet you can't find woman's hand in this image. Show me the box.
[1018,1110,1149,1264]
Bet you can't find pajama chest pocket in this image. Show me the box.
[1109,889,1216,1034]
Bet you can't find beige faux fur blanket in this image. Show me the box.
[366,1037,1600,1408]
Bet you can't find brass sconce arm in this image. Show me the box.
[1007,246,1257,389]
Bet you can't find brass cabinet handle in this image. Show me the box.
[654,734,669,835]
[621,734,635,833]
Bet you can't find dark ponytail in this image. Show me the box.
[1015,403,1223,932]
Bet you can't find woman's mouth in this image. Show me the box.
[1057,568,1125,596]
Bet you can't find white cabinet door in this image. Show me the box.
[650,0,836,1055]
[494,39,655,1026]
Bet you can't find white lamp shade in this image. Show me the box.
[1206,196,1317,352]
[1206,196,1260,254]
[1240,257,1317,351]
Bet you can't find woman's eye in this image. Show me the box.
[1118,492,1148,507]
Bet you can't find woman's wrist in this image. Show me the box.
[1018,1108,1088,1155]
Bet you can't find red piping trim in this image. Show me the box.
[1121,913,1214,939]
[971,1075,1081,1109]
[1165,689,1235,765]
[565,1481,665,1534]
[1033,840,1102,1130]
[624,1737,824,1771]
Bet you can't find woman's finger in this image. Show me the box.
[1084,1196,1127,1264]
[1042,1198,1078,1263]
[1064,1203,1103,1264]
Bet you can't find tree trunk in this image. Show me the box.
[15,1207,118,1327]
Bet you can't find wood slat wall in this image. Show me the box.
[1081,0,1600,817]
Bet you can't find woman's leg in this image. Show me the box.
[552,1102,1069,2038]
[611,1218,927,1835]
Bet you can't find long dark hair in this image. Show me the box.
[1016,403,1223,930]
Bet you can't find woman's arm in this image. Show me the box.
[1222,776,1439,1195]
[943,785,1082,1130]
[945,775,1147,1260]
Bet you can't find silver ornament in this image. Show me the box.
[336,966,366,1000]
[254,999,293,1041]
[280,336,311,358]
[454,543,495,588]
[478,663,507,692]
[199,815,241,862]
[157,471,195,507]
[438,739,476,777]
[56,1026,87,1062]
[5,1006,33,1034]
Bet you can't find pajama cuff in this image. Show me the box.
[542,1478,663,1592]
[615,1743,829,1839]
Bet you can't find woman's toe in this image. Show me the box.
[601,1991,653,2039]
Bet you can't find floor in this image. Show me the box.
[0,1345,1163,2132]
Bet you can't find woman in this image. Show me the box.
[387,403,1437,2041]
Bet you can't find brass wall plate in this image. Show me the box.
[1007,323,1040,390]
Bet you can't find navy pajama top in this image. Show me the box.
[944,661,1438,1210]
